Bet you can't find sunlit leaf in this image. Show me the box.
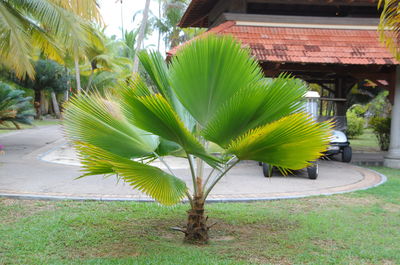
[227,113,332,170]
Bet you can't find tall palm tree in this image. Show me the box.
[84,29,132,91]
[154,0,188,49]
[64,35,332,243]
[0,0,101,81]
[378,0,400,59]
[132,0,151,73]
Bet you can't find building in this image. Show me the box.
[169,0,400,168]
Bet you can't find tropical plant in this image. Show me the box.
[133,0,151,73]
[83,29,133,91]
[154,0,188,49]
[346,110,364,139]
[0,83,34,128]
[16,60,70,119]
[378,0,400,59]
[64,35,332,243]
[370,116,391,151]
[0,0,101,80]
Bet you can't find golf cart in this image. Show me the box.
[314,93,352,163]
[259,91,351,179]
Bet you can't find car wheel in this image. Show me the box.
[262,163,272,178]
[342,146,352,163]
[307,164,318,179]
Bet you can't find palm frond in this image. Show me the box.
[378,0,400,60]
[138,50,195,130]
[169,34,263,126]
[48,0,102,23]
[202,75,307,147]
[227,113,332,170]
[64,93,159,159]
[119,89,221,168]
[0,1,34,79]
[74,142,187,206]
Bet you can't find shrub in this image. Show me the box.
[346,111,364,138]
[369,117,391,151]
[0,83,35,129]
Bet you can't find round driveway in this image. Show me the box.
[0,125,385,202]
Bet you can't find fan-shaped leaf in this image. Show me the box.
[64,93,158,159]
[138,50,195,130]
[169,34,263,126]
[74,142,187,206]
[120,91,221,168]
[227,113,332,170]
[202,75,307,147]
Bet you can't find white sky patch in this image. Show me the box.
[98,0,166,54]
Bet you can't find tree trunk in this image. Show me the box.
[40,90,47,117]
[184,196,208,243]
[51,91,61,119]
[34,89,41,119]
[86,68,95,91]
[157,0,161,52]
[132,0,151,74]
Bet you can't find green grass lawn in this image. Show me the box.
[0,119,60,134]
[1,167,399,265]
[350,129,381,152]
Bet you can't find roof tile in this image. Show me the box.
[168,21,398,65]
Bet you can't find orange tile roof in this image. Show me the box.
[168,21,398,65]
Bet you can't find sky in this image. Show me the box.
[98,0,166,53]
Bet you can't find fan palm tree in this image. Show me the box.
[0,0,101,80]
[0,83,35,129]
[378,0,400,59]
[64,35,332,243]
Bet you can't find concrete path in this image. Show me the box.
[0,125,386,202]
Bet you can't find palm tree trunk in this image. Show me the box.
[86,68,95,91]
[184,151,209,243]
[132,0,151,74]
[34,89,41,119]
[74,55,82,92]
[50,91,61,119]
[185,196,208,243]
[40,90,47,116]
[157,0,161,52]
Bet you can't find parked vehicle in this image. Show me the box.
[259,90,352,179]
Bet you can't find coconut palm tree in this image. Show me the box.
[133,0,151,73]
[64,35,332,243]
[378,0,400,59]
[154,0,188,49]
[0,0,101,80]
[83,30,133,91]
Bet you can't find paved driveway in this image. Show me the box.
[0,125,385,201]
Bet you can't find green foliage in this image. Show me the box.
[369,117,391,151]
[154,0,189,49]
[64,35,332,206]
[0,82,34,128]
[349,104,367,117]
[0,0,100,79]
[19,60,70,93]
[346,109,365,139]
[378,0,400,60]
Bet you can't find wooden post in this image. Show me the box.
[335,77,347,116]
